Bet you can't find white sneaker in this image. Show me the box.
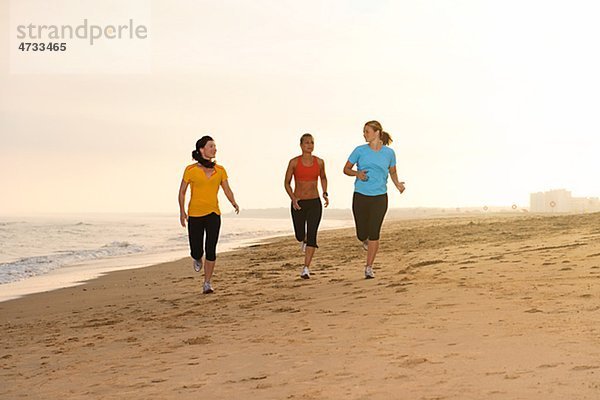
[203,281,214,294]
[300,266,310,279]
[362,240,369,251]
[364,266,375,279]
[193,259,203,273]
[301,242,307,253]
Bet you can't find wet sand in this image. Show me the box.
[2,213,600,399]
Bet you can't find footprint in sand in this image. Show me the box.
[183,336,212,345]
[524,308,543,313]
[396,357,429,368]
[537,363,562,369]
[571,365,600,371]
[272,306,300,313]
[181,384,205,389]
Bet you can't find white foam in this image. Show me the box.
[0,241,144,284]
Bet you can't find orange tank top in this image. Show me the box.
[293,156,320,182]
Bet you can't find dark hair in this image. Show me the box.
[300,133,313,144]
[365,120,393,145]
[192,135,216,168]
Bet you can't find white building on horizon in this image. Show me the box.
[530,189,600,213]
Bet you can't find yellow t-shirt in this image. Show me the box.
[183,163,228,217]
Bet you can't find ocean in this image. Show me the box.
[0,213,353,302]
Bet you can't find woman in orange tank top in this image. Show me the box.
[284,133,329,279]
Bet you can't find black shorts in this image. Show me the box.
[352,192,388,241]
[291,198,322,248]
[188,213,221,261]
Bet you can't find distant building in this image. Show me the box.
[530,189,600,213]
[571,197,600,213]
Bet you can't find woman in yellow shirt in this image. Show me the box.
[178,136,239,294]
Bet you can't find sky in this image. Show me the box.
[1,0,599,215]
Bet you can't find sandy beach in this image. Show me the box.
[1,212,600,399]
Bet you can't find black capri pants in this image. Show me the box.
[291,198,322,248]
[352,192,388,241]
[188,213,221,262]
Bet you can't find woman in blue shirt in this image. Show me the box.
[343,120,405,279]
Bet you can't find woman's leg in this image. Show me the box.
[291,202,307,244]
[304,199,322,268]
[352,192,370,242]
[187,216,205,262]
[366,240,380,267]
[366,194,388,270]
[203,213,222,285]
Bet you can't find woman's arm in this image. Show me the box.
[318,158,329,208]
[284,158,301,210]
[343,161,368,181]
[389,166,405,193]
[221,179,240,214]
[178,179,189,227]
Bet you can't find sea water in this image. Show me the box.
[0,213,353,301]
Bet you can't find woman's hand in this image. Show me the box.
[396,181,406,194]
[323,193,329,208]
[292,198,301,210]
[357,170,369,181]
[179,211,188,227]
[232,202,240,214]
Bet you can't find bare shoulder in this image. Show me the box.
[288,156,299,167]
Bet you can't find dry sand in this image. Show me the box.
[1,213,600,399]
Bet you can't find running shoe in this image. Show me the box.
[362,240,369,251]
[203,281,214,294]
[193,259,203,273]
[364,266,375,279]
[300,266,310,279]
[301,241,307,253]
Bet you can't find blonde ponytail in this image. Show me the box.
[381,131,393,145]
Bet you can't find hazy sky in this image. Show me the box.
[1,0,599,215]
